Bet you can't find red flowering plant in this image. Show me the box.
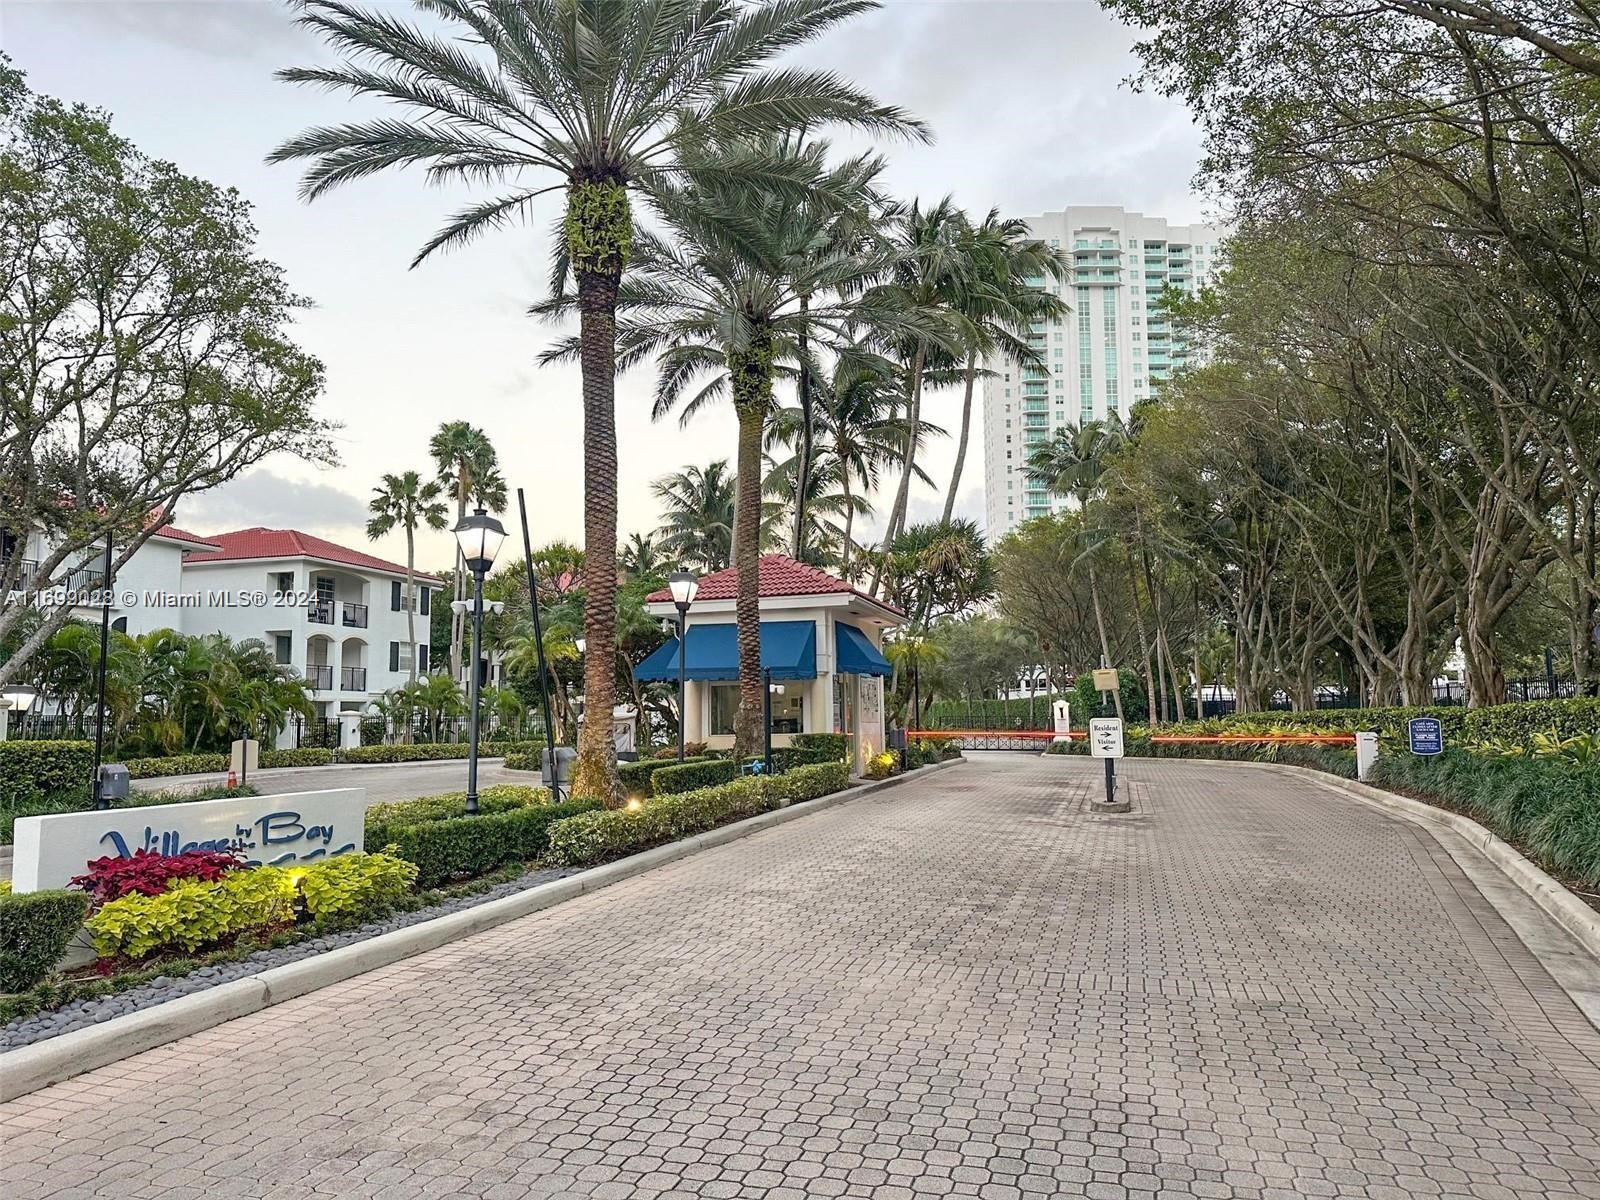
[69,847,246,905]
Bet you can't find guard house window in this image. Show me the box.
[711,682,803,735]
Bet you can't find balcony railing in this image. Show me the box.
[308,598,335,625]
[341,602,369,629]
[341,666,367,691]
[306,664,334,690]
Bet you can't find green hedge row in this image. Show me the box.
[1372,751,1600,888]
[1117,696,1598,745]
[790,732,851,759]
[372,797,603,888]
[1048,735,1358,777]
[652,758,740,795]
[925,695,1068,730]
[617,755,713,794]
[547,762,851,867]
[0,741,95,805]
[0,889,90,992]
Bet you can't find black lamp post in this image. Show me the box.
[667,570,699,761]
[453,507,506,815]
[90,534,114,810]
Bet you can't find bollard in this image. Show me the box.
[1355,731,1379,781]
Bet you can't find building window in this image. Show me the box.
[274,634,291,664]
[710,684,739,735]
[275,571,295,595]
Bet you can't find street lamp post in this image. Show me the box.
[666,571,699,761]
[452,507,506,815]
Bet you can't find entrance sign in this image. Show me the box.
[1091,667,1119,692]
[10,788,368,893]
[1089,717,1125,759]
[1407,716,1443,756]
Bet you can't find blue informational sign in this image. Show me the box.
[1408,716,1444,756]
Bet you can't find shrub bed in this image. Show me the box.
[340,740,542,764]
[1371,751,1600,889]
[1047,734,1357,777]
[82,851,421,961]
[0,890,90,992]
[365,785,601,888]
[548,762,850,867]
[652,758,740,795]
[261,748,337,769]
[618,755,714,794]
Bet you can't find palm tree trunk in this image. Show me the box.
[941,353,978,524]
[731,347,771,760]
[450,488,466,682]
[840,465,855,581]
[570,238,624,805]
[872,346,925,594]
[791,295,812,559]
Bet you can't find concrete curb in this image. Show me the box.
[1193,758,1600,962]
[0,758,964,1103]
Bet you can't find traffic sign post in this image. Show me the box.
[1089,717,1128,812]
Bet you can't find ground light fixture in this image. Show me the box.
[667,570,699,761]
[452,507,507,815]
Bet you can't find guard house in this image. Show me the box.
[636,555,902,772]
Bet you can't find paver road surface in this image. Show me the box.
[4,754,1599,1199]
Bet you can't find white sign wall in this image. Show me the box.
[10,788,369,893]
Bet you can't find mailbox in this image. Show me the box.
[97,763,130,802]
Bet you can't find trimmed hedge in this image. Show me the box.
[263,748,337,769]
[365,784,549,841]
[0,889,90,992]
[1049,734,1358,777]
[618,755,715,794]
[0,740,95,804]
[373,796,603,888]
[1108,697,1598,746]
[548,762,850,867]
[652,757,740,796]
[340,739,543,764]
[1372,751,1600,888]
[790,732,850,760]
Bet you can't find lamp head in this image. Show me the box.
[666,569,699,610]
[453,508,506,575]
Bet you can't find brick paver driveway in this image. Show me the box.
[5,754,1600,1199]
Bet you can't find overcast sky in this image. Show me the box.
[3,0,1208,575]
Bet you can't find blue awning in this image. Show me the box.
[835,621,891,677]
[634,620,817,682]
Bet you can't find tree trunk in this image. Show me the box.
[941,354,978,524]
[730,342,772,761]
[1087,561,1124,720]
[450,490,466,682]
[791,296,812,559]
[872,346,926,595]
[839,466,855,582]
[569,249,624,804]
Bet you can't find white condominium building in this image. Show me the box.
[982,206,1227,538]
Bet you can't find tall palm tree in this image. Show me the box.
[600,140,935,757]
[428,421,504,682]
[653,461,737,573]
[941,211,1070,522]
[768,351,937,579]
[366,470,449,691]
[272,0,925,802]
[868,197,971,588]
[1027,418,1128,716]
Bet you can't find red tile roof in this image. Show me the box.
[646,554,904,617]
[184,527,444,585]
[150,524,221,550]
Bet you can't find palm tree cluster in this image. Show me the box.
[12,623,313,754]
[276,0,1060,784]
